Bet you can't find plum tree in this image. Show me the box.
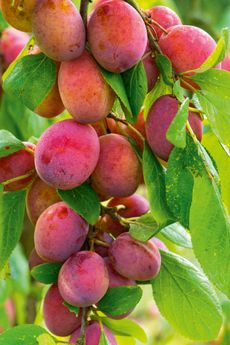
[70,321,117,345]
[32,0,85,61]
[88,0,147,73]
[1,0,36,32]
[91,134,142,199]
[0,28,29,68]
[34,201,89,262]
[109,233,161,281]
[159,25,221,76]
[35,119,100,190]
[100,193,149,237]
[58,251,109,307]
[146,95,203,161]
[0,142,35,191]
[58,50,115,123]
[26,177,60,225]
[43,284,81,336]
[146,5,182,39]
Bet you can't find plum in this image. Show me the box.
[58,251,109,307]
[70,321,117,344]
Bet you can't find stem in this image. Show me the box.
[124,0,162,54]
[101,205,129,227]
[2,171,35,186]
[76,307,88,345]
[80,0,89,28]
[94,239,110,248]
[24,147,35,155]
[186,121,199,143]
[179,77,197,93]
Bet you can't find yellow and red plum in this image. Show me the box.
[32,0,85,61]
[35,119,100,190]
[26,177,61,225]
[34,202,89,262]
[58,50,115,123]
[88,0,147,73]
[58,251,109,307]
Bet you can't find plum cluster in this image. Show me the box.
[0,0,226,343]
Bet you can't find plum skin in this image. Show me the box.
[26,177,60,225]
[58,251,109,307]
[35,119,100,190]
[70,321,117,345]
[43,284,81,337]
[109,233,161,281]
[88,0,147,73]
[32,0,85,61]
[58,50,115,124]
[0,142,35,191]
[145,95,203,161]
[91,134,142,199]
[34,201,89,262]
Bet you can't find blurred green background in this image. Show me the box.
[0,1,229,345]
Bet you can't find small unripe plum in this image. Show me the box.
[70,321,117,345]
[159,25,221,75]
[28,248,44,270]
[222,54,230,72]
[146,95,203,161]
[100,193,149,237]
[94,232,114,257]
[88,1,147,73]
[104,257,135,288]
[109,233,161,281]
[146,6,181,39]
[91,134,142,199]
[0,142,35,191]
[58,251,109,307]
[26,177,61,225]
[32,0,85,61]
[1,0,36,32]
[0,28,29,68]
[151,237,168,251]
[34,201,89,262]
[43,284,81,336]
[35,119,100,190]
[58,50,115,123]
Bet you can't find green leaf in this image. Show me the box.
[143,142,173,225]
[194,90,230,153]
[10,244,30,294]
[166,98,189,148]
[143,76,172,119]
[129,213,159,241]
[58,182,100,225]
[99,331,109,345]
[37,334,56,345]
[3,53,57,111]
[0,324,48,345]
[101,317,147,343]
[0,190,26,272]
[152,250,223,341]
[0,130,25,158]
[184,28,229,74]
[31,262,62,284]
[100,68,132,122]
[122,61,147,121]
[173,80,185,102]
[98,286,142,316]
[190,173,230,298]
[63,302,79,314]
[160,222,192,248]
[155,54,173,85]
